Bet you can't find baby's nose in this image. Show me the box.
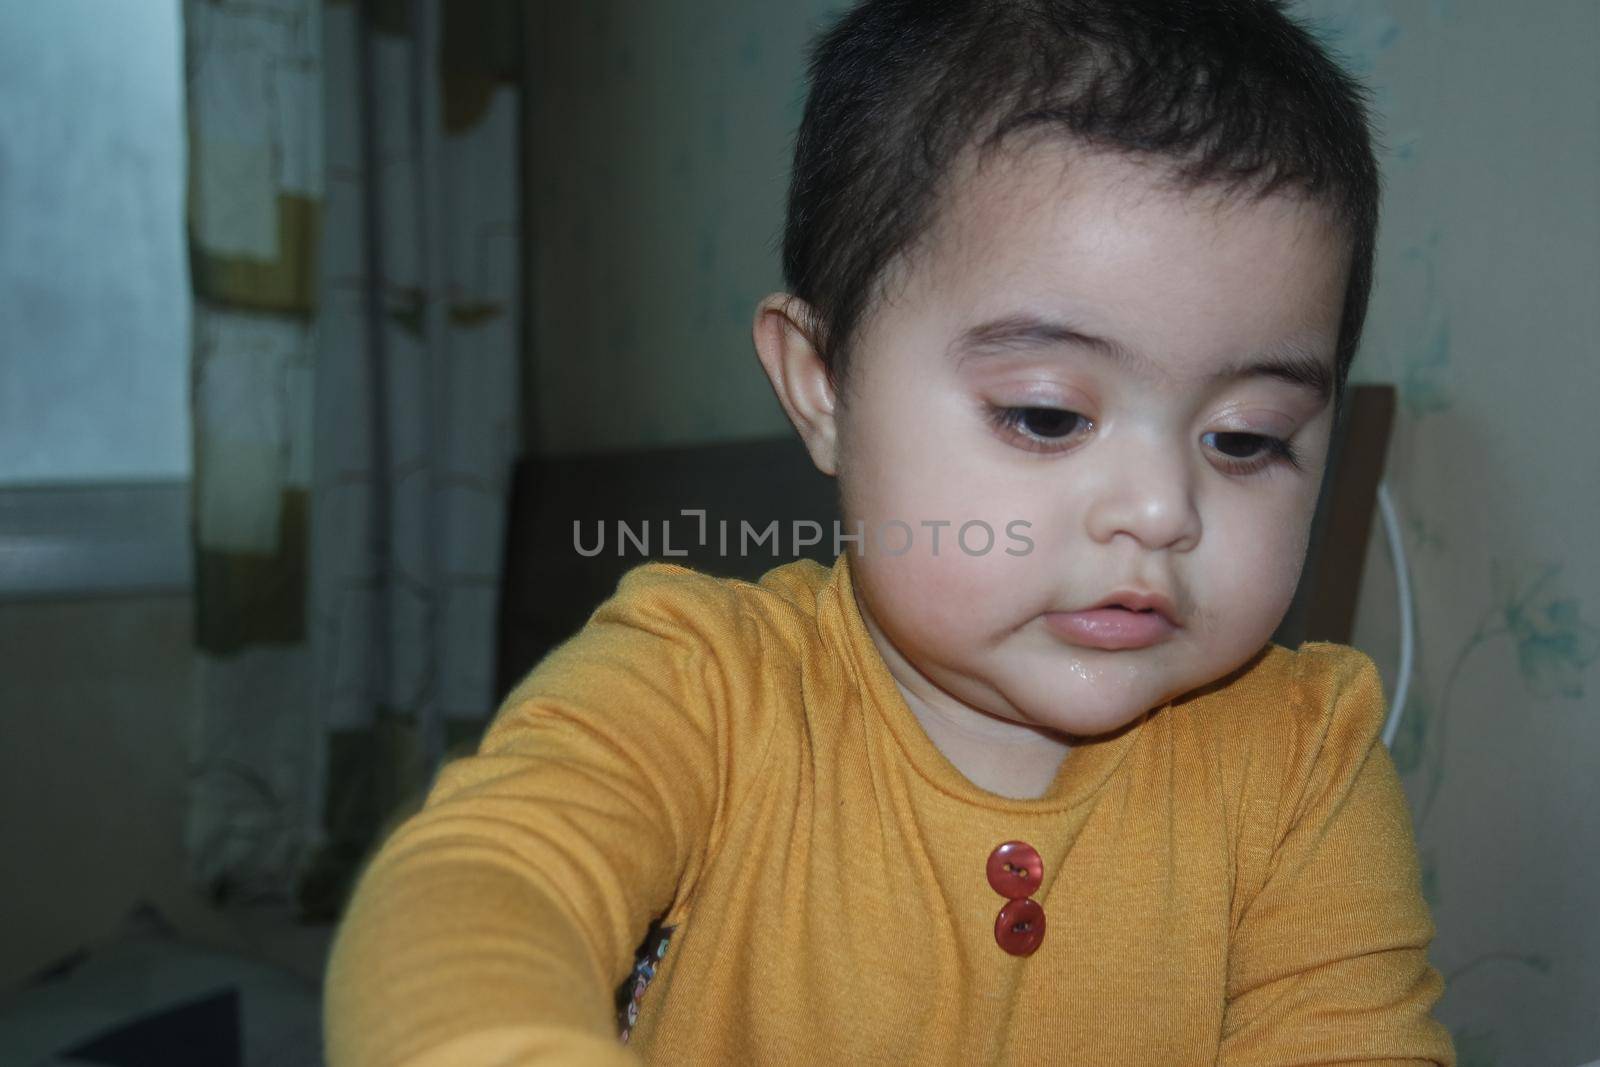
[1080,447,1201,552]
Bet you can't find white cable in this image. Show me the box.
[1375,479,1414,750]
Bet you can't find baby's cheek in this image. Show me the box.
[1265,499,1317,598]
[1210,509,1310,628]
[879,550,960,616]
[858,550,983,640]
[919,548,1028,632]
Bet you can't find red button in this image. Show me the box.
[994,897,1046,957]
[986,840,1043,899]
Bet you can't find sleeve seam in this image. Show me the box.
[669,595,785,923]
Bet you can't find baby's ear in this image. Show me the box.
[752,293,840,476]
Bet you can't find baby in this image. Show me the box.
[326,1,1455,1063]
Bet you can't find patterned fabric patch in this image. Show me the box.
[615,919,675,1044]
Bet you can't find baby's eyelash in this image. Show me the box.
[985,404,1304,474]
[1208,432,1305,474]
[986,405,1087,445]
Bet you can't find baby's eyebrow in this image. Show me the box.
[949,312,1334,405]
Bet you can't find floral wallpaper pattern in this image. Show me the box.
[1299,1,1600,1062]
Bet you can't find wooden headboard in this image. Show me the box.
[1271,383,1397,649]
[495,436,840,698]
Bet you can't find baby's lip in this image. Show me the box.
[1081,590,1179,626]
[1043,605,1177,650]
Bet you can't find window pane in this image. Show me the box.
[0,0,189,486]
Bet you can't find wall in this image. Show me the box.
[1312,2,1599,1062]
[527,0,847,454]
[0,594,199,988]
[0,591,334,992]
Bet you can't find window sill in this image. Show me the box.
[0,481,191,600]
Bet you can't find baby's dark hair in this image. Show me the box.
[781,0,1381,415]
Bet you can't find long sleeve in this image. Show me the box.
[323,565,771,1067]
[1219,645,1455,1066]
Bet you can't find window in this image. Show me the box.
[0,1,190,595]
[0,0,189,487]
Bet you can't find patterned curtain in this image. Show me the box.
[183,0,522,919]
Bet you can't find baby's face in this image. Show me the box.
[835,144,1348,741]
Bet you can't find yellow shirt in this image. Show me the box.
[324,552,1454,1065]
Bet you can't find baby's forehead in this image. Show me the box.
[908,145,1338,291]
[851,141,1348,395]
[941,141,1318,241]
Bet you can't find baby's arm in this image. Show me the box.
[323,569,747,1066]
[1218,648,1456,1066]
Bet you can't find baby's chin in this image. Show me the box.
[1011,694,1163,741]
[990,668,1193,740]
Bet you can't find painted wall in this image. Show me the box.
[0,594,199,988]
[528,0,847,454]
[1307,2,1600,1062]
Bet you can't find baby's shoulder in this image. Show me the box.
[1179,640,1390,801]
[601,556,830,630]
[1262,640,1385,745]
[556,557,833,683]
[495,559,833,758]
[1275,640,1390,770]
[1190,640,1382,730]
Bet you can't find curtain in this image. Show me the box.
[183,0,523,919]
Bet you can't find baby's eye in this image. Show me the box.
[988,405,1089,451]
[1202,431,1305,474]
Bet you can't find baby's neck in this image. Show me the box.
[904,691,1073,801]
[855,589,1074,799]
